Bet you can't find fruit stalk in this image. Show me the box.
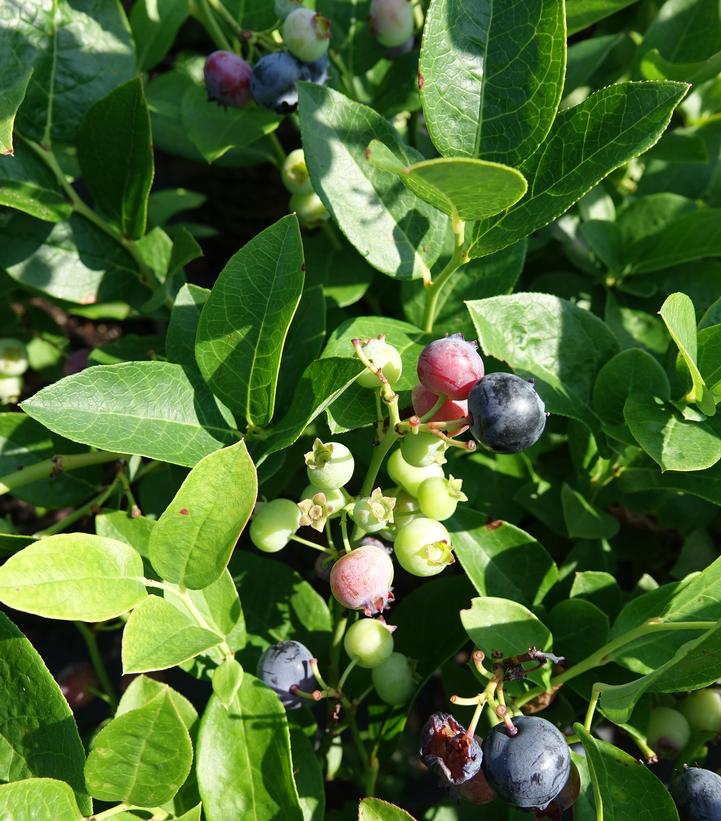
[422,217,467,333]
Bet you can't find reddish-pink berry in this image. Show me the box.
[412,383,468,422]
[204,51,253,108]
[330,545,394,615]
[417,333,485,400]
[57,662,98,710]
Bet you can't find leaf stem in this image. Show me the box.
[74,621,118,709]
[0,451,122,497]
[34,477,120,537]
[290,533,333,553]
[422,218,467,334]
[90,805,131,820]
[196,0,234,50]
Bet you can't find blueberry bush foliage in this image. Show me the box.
[2,0,721,819]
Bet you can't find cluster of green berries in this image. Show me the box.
[281,148,329,229]
[0,338,29,405]
[646,688,721,758]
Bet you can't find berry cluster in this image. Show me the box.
[248,332,547,715]
[0,338,29,405]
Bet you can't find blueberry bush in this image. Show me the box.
[1,0,721,819]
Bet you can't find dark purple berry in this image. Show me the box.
[257,640,316,709]
[204,51,252,108]
[468,372,546,453]
[57,662,98,710]
[536,761,581,817]
[669,767,721,820]
[419,712,483,786]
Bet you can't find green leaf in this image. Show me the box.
[21,361,238,467]
[196,216,304,427]
[0,68,32,156]
[196,677,304,821]
[0,534,147,621]
[467,293,619,442]
[122,595,222,674]
[624,395,721,471]
[418,0,566,165]
[130,0,190,72]
[0,142,72,222]
[698,325,721,401]
[641,0,721,65]
[298,83,447,281]
[167,283,210,373]
[561,484,620,539]
[0,611,90,813]
[2,0,135,143]
[0,779,82,821]
[641,47,721,85]
[571,571,623,619]
[627,209,721,274]
[547,598,609,661]
[77,78,154,240]
[365,141,528,220]
[85,689,193,806]
[574,724,679,820]
[460,596,552,657]
[592,348,671,424]
[447,509,558,606]
[566,0,642,34]
[564,34,624,98]
[212,657,244,708]
[96,510,155,559]
[117,675,198,730]
[359,798,416,821]
[290,728,325,821]
[149,440,257,589]
[469,82,688,258]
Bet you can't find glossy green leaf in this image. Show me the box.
[96,510,155,559]
[592,348,671,424]
[0,779,82,821]
[149,440,257,589]
[130,0,190,71]
[698,325,721,401]
[290,728,325,821]
[298,83,447,281]
[2,0,135,143]
[627,209,721,274]
[467,293,619,442]
[77,78,154,240]
[566,0,641,33]
[0,142,72,222]
[196,215,304,426]
[122,595,222,674]
[469,82,688,258]
[117,675,198,730]
[365,141,527,220]
[448,509,558,606]
[460,596,552,658]
[571,571,623,618]
[564,34,624,98]
[0,534,147,621]
[21,361,238,467]
[196,677,304,821]
[575,724,679,820]
[212,657,244,708]
[561,484,620,539]
[418,0,566,165]
[0,68,32,156]
[167,282,210,373]
[641,47,721,85]
[0,611,90,813]
[85,689,193,806]
[359,798,416,821]
[641,0,721,65]
[547,598,609,661]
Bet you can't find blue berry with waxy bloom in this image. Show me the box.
[669,767,721,820]
[420,712,483,786]
[204,51,253,108]
[468,372,546,453]
[481,715,571,809]
[303,54,330,84]
[251,51,305,114]
[257,640,316,709]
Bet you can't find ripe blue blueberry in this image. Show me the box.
[669,767,721,820]
[251,51,305,114]
[203,51,253,108]
[468,372,546,453]
[419,712,483,786]
[481,715,571,809]
[256,640,316,709]
[303,54,330,84]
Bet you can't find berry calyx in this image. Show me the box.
[357,337,403,389]
[400,431,446,467]
[417,333,485,400]
[419,712,483,786]
[468,372,546,453]
[250,498,301,553]
[669,767,721,819]
[352,488,396,533]
[481,715,571,809]
[330,544,394,615]
[305,439,355,491]
[300,484,346,516]
[281,148,314,195]
[647,706,691,758]
[387,448,444,497]
[417,475,467,521]
[393,517,453,577]
[283,9,332,63]
[680,688,721,733]
[297,491,333,532]
[257,640,317,709]
[369,0,415,48]
[343,617,394,668]
[412,383,468,423]
[371,652,415,705]
[203,51,253,108]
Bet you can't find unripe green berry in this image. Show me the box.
[387,448,443,496]
[372,652,415,704]
[290,191,329,228]
[281,148,313,195]
[393,517,453,577]
[0,376,23,405]
[301,484,346,515]
[417,475,467,521]
[283,9,331,63]
[400,431,446,467]
[305,439,355,491]
[250,498,300,553]
[352,488,396,533]
[647,706,691,758]
[680,689,721,733]
[0,338,28,377]
[357,337,403,389]
[344,618,394,668]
